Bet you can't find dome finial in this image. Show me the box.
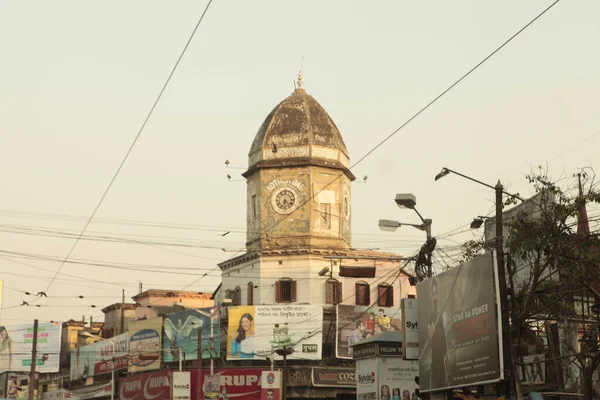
[296,55,305,91]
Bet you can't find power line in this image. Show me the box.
[199,0,563,287]
[42,0,215,295]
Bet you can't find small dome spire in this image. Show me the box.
[297,70,304,90]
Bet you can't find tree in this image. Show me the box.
[456,170,600,399]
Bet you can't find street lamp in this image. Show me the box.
[469,216,490,230]
[434,167,523,398]
[378,193,434,279]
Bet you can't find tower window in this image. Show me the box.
[275,278,297,303]
[377,284,394,307]
[247,282,254,306]
[326,279,342,304]
[230,286,241,306]
[355,281,370,306]
[252,195,257,220]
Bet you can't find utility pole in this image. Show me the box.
[197,325,203,400]
[120,289,125,335]
[209,308,214,376]
[495,181,519,399]
[28,319,39,400]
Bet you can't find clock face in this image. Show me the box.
[276,189,296,210]
[271,186,299,214]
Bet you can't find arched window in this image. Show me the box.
[275,277,297,303]
[233,286,241,306]
[377,283,393,307]
[355,281,370,306]
[247,282,254,305]
[326,279,342,304]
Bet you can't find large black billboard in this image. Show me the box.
[417,252,503,392]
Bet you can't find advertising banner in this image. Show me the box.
[70,333,128,380]
[417,252,502,392]
[378,358,418,400]
[0,322,61,373]
[4,373,35,400]
[119,370,172,400]
[172,372,191,400]
[163,308,219,363]
[356,358,378,400]
[128,318,162,373]
[260,371,281,400]
[199,369,271,400]
[226,305,323,360]
[336,305,402,359]
[311,367,355,388]
[202,375,219,400]
[402,298,419,360]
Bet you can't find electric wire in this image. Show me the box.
[42,0,215,295]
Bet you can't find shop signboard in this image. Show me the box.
[402,298,419,360]
[311,367,355,388]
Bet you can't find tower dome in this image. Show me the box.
[245,84,353,179]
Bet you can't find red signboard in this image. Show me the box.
[118,369,272,400]
[119,370,197,400]
[201,369,274,400]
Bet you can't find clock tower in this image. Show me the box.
[243,78,355,251]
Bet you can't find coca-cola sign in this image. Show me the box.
[119,370,172,400]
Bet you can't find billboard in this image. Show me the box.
[402,298,418,360]
[163,308,219,363]
[260,371,282,400]
[226,305,323,360]
[70,333,128,380]
[128,318,162,373]
[0,322,62,373]
[417,252,502,392]
[378,359,418,400]
[336,305,402,359]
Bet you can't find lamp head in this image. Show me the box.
[378,219,401,232]
[394,193,417,209]
[435,168,450,181]
[318,267,330,277]
[470,217,484,229]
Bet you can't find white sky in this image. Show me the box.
[0,0,599,325]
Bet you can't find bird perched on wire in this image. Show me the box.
[37,291,47,297]
[22,301,29,306]
[221,231,230,237]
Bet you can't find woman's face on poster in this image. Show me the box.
[241,317,252,332]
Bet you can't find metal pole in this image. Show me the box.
[28,319,38,400]
[197,325,202,400]
[120,289,125,335]
[111,369,115,400]
[282,349,288,400]
[495,181,515,398]
[210,309,214,376]
[179,348,183,372]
